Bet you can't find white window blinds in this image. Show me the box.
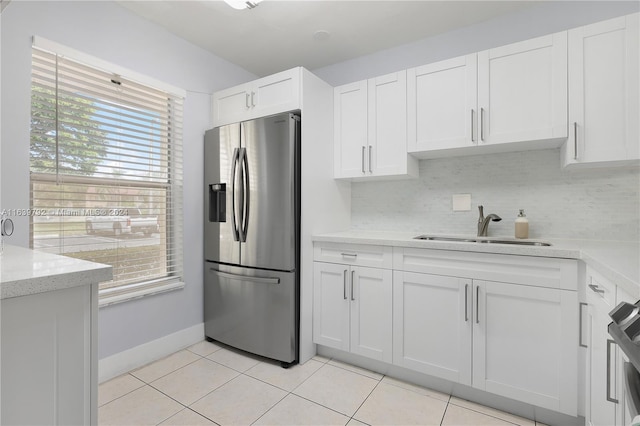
[30,47,184,295]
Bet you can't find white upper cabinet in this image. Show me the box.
[563,13,639,167]
[213,68,300,127]
[408,33,568,157]
[334,71,418,180]
[408,54,478,152]
[334,81,368,178]
[478,32,568,146]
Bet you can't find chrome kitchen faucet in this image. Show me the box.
[477,205,502,237]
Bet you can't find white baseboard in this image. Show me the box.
[98,322,204,383]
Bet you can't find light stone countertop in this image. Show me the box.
[312,230,640,299]
[0,244,113,299]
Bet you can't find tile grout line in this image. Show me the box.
[130,349,204,384]
[447,399,531,426]
[346,375,385,425]
[97,373,146,408]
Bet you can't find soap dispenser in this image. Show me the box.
[515,209,529,239]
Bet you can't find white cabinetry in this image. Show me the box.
[408,33,567,157]
[584,267,618,426]
[584,267,638,426]
[313,243,393,363]
[473,280,577,412]
[563,13,639,167]
[334,71,418,180]
[1,284,98,426]
[334,81,368,178]
[213,68,300,127]
[478,32,568,146]
[392,271,472,385]
[393,248,578,416]
[408,55,478,152]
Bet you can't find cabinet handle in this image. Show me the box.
[245,93,251,109]
[573,122,578,160]
[361,146,366,173]
[341,252,357,258]
[368,146,372,173]
[588,284,605,295]
[251,91,256,107]
[579,302,588,348]
[351,270,355,301]
[607,339,619,403]
[471,109,475,143]
[480,108,485,142]
[476,285,480,324]
[343,269,347,300]
[464,283,469,322]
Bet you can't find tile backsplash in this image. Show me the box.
[351,149,640,242]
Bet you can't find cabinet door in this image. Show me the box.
[251,68,300,119]
[334,81,368,178]
[473,280,577,416]
[368,71,412,177]
[564,13,639,166]
[313,262,350,351]
[1,284,95,426]
[213,83,252,127]
[408,54,478,152]
[350,267,393,363]
[212,68,301,127]
[478,33,568,145]
[586,283,619,426]
[392,271,472,385]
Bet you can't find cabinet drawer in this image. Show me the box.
[314,242,393,268]
[394,247,578,290]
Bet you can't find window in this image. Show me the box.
[29,46,184,301]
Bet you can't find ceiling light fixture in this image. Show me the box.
[223,0,262,10]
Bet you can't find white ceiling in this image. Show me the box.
[117,0,538,77]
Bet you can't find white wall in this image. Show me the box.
[351,149,640,242]
[1,0,256,359]
[314,1,640,86]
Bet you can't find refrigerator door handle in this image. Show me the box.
[230,147,240,242]
[210,268,280,285]
[209,268,280,284]
[239,147,250,243]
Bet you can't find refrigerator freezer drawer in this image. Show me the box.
[204,263,298,364]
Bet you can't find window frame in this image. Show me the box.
[29,37,185,305]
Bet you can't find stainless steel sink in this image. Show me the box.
[478,240,552,246]
[414,235,478,243]
[413,235,551,247]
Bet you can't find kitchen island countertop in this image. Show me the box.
[0,244,112,299]
[313,230,640,298]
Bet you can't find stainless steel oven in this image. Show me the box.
[609,300,640,421]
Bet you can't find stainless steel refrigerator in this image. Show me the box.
[204,112,300,367]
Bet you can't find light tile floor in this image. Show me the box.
[99,340,549,426]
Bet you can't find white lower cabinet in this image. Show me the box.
[392,271,472,385]
[314,242,580,417]
[584,267,638,426]
[392,271,577,415]
[585,268,618,426]
[392,247,578,416]
[473,280,577,414]
[313,261,392,363]
[1,284,97,426]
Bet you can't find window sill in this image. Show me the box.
[98,279,185,308]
